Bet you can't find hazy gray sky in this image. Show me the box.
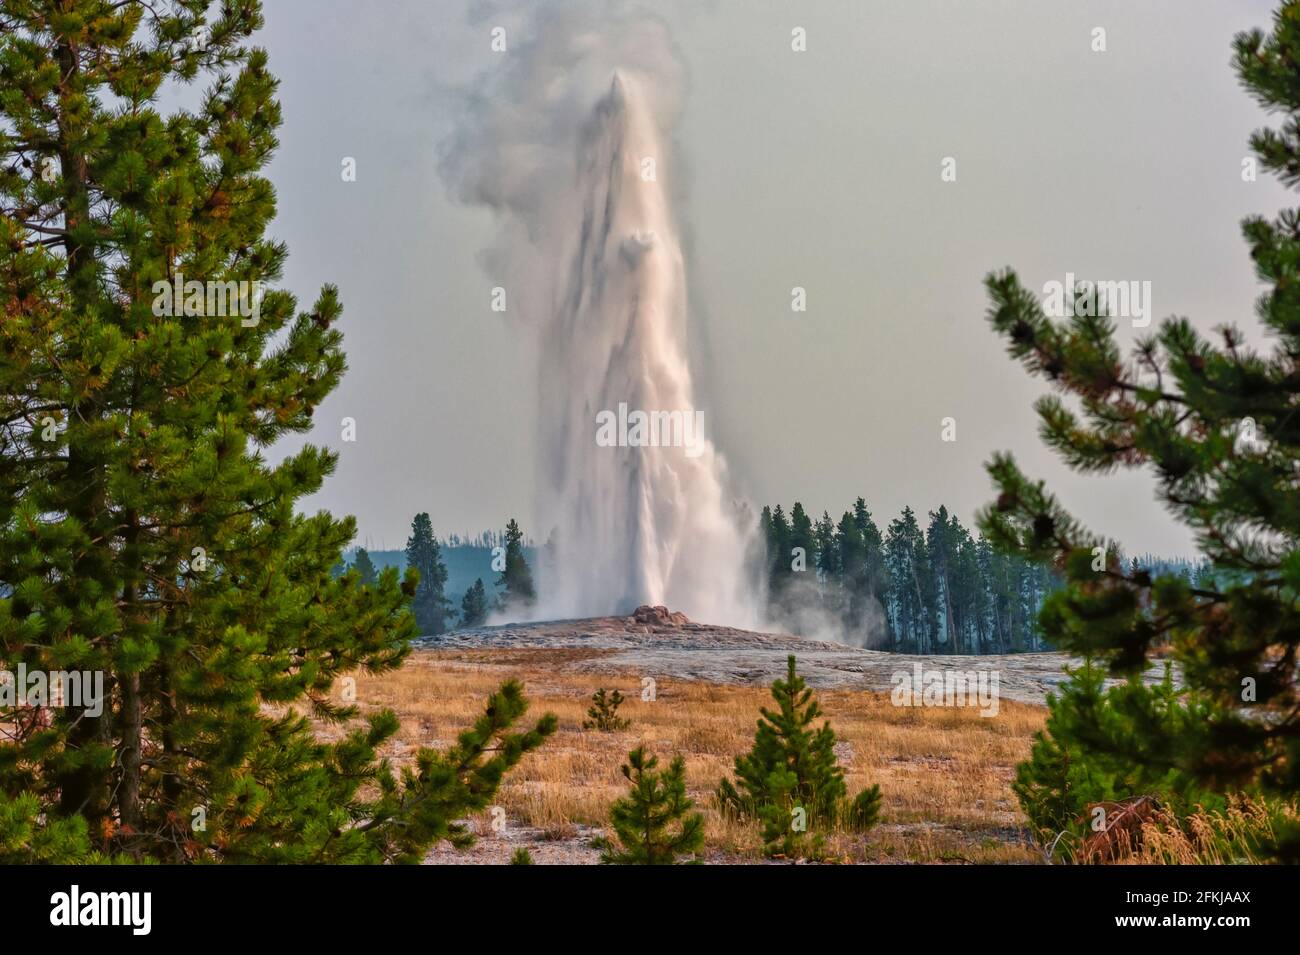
[255,0,1286,556]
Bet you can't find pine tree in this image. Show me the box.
[813,510,839,579]
[974,537,1001,653]
[834,510,863,588]
[495,517,535,616]
[788,501,816,575]
[0,0,554,862]
[1013,662,1216,860]
[766,504,793,604]
[717,655,879,856]
[595,747,704,864]
[979,1,1300,860]
[832,510,864,635]
[951,520,985,653]
[813,510,841,627]
[925,507,959,652]
[460,578,488,628]
[352,547,377,587]
[582,687,630,731]
[850,498,890,644]
[406,512,453,635]
[758,504,774,554]
[885,507,930,652]
[924,509,983,654]
[844,784,883,833]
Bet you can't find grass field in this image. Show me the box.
[321,647,1049,864]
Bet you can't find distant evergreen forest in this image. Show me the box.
[344,528,538,623]
[759,498,1210,654]
[343,510,1208,654]
[349,542,540,612]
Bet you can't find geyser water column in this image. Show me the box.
[538,72,751,623]
[441,11,755,626]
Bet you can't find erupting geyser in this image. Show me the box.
[540,72,751,622]
[442,11,755,626]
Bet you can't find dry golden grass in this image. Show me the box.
[323,648,1047,863]
[1127,797,1295,865]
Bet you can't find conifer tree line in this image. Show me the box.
[341,511,538,635]
[359,500,1217,652]
[759,499,1059,653]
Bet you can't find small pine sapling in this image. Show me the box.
[582,687,631,732]
[718,655,883,857]
[594,747,704,864]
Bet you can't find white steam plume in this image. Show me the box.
[441,4,756,626]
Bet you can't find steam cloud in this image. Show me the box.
[441,3,757,626]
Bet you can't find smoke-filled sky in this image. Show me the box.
[257,0,1286,558]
